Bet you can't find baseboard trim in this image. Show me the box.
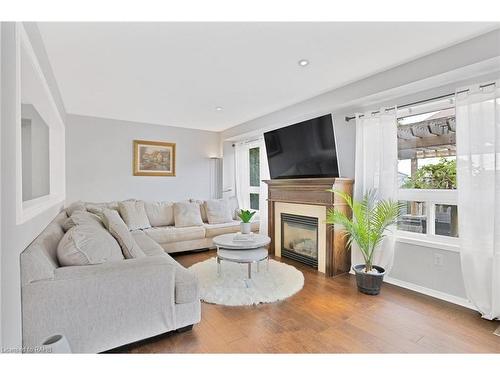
[383,276,476,311]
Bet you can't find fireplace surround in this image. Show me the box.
[264,178,353,277]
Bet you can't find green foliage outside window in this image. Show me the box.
[249,147,260,187]
[250,193,259,210]
[402,158,456,189]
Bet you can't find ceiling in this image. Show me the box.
[37,22,499,132]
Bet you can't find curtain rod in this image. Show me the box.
[231,136,263,147]
[344,82,497,122]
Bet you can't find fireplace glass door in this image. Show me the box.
[281,213,318,267]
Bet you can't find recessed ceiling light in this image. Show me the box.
[215,106,223,111]
[298,59,309,67]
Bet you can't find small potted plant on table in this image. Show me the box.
[238,209,256,234]
[326,190,403,295]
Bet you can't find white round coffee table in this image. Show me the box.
[212,233,271,250]
[213,233,271,280]
[216,248,269,279]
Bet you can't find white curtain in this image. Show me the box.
[456,82,500,320]
[353,110,398,271]
[259,139,271,235]
[234,142,249,209]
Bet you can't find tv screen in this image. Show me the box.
[264,114,339,179]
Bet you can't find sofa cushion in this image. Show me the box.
[118,200,151,231]
[160,238,212,253]
[189,199,209,222]
[86,201,119,217]
[131,230,165,257]
[174,265,199,304]
[144,201,175,227]
[65,200,86,216]
[203,220,260,238]
[102,209,146,259]
[62,211,104,232]
[205,199,233,224]
[173,201,203,228]
[144,226,205,244]
[57,224,124,266]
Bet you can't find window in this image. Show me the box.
[248,147,260,210]
[235,140,264,212]
[434,204,458,238]
[250,193,260,210]
[398,201,427,234]
[396,100,458,243]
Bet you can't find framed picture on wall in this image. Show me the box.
[133,140,176,176]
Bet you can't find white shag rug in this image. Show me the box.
[189,257,304,306]
[494,325,500,337]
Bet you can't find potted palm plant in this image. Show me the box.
[326,190,403,295]
[238,209,256,234]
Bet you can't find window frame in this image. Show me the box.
[396,189,459,248]
[240,141,262,212]
[395,100,459,250]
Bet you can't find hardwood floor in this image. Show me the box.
[121,250,500,353]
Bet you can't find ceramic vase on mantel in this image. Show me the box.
[240,222,252,234]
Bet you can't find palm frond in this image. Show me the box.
[325,189,402,267]
[327,189,353,210]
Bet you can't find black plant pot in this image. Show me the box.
[353,264,386,295]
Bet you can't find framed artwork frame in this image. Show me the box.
[133,140,176,176]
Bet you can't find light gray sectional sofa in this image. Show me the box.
[20,197,259,353]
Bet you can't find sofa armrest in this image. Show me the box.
[22,256,177,353]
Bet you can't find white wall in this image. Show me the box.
[0,23,3,349]
[21,104,50,201]
[21,118,32,200]
[1,22,66,349]
[220,29,500,306]
[390,242,466,298]
[65,114,220,204]
[222,141,236,199]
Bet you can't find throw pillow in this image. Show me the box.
[62,211,104,232]
[118,200,151,231]
[205,199,233,224]
[101,208,146,259]
[144,201,175,227]
[189,199,209,222]
[173,201,204,228]
[57,224,124,266]
[85,201,119,218]
[65,200,86,216]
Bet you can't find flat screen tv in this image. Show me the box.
[264,114,339,179]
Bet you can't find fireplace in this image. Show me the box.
[265,177,353,276]
[281,213,319,268]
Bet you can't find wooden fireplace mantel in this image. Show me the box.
[264,177,353,277]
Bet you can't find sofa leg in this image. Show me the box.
[176,324,193,333]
